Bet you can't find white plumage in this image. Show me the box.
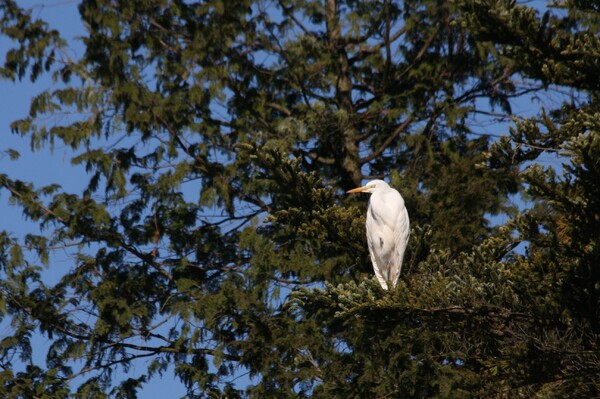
[347,180,410,290]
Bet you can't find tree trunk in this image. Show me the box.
[326,0,363,188]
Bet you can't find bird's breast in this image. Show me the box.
[368,191,403,227]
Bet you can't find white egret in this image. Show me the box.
[347,180,410,290]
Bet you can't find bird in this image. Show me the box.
[347,180,410,290]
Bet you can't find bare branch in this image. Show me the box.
[360,114,414,164]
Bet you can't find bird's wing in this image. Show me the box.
[390,207,410,288]
[366,215,389,290]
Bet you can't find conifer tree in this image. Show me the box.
[0,0,598,397]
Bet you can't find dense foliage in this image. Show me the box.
[1,0,599,397]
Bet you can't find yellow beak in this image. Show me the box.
[346,185,369,194]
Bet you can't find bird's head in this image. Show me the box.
[346,179,389,194]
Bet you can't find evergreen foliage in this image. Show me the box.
[0,0,599,397]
